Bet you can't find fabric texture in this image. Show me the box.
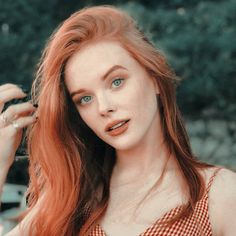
[88,167,222,236]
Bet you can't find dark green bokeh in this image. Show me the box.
[1,0,235,117]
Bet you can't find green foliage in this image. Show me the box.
[0,0,58,89]
[0,0,235,118]
[121,1,236,118]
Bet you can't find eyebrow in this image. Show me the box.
[70,65,127,98]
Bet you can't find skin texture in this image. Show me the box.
[64,41,236,236]
[65,40,189,235]
[65,40,176,179]
[0,84,36,168]
[65,40,160,151]
[3,41,236,236]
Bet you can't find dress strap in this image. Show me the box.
[205,166,223,196]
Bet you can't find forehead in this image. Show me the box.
[65,41,139,84]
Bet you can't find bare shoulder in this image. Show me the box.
[4,217,30,236]
[4,194,45,236]
[4,225,23,236]
[4,207,36,236]
[207,166,236,205]
[203,166,236,236]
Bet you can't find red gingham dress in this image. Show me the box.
[88,167,222,236]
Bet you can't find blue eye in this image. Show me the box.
[112,78,124,88]
[79,95,92,105]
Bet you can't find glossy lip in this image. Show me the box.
[105,119,130,132]
[106,120,130,136]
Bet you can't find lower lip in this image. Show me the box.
[107,120,130,136]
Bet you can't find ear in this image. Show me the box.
[151,76,160,94]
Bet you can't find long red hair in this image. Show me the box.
[24,5,214,235]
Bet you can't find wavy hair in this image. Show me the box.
[24,5,214,236]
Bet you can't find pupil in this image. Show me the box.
[115,80,120,85]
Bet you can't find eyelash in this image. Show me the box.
[77,78,125,106]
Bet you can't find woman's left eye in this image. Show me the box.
[111,78,124,88]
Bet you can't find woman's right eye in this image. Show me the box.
[78,95,92,105]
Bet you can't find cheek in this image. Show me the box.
[78,107,106,139]
[126,80,157,114]
[77,108,95,130]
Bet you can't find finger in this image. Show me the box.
[0,102,37,128]
[0,83,20,92]
[7,115,38,135]
[0,87,27,102]
[0,84,26,111]
[0,88,27,112]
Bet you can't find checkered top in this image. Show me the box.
[88,167,222,236]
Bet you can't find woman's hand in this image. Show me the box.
[0,83,37,169]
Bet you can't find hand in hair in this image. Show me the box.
[0,83,37,168]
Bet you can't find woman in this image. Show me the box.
[1,5,236,236]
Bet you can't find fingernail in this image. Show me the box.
[33,104,38,108]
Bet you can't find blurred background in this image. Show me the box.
[0,0,235,232]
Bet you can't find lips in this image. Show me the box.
[105,119,130,132]
[106,119,130,137]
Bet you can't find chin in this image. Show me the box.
[106,135,142,151]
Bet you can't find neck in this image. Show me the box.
[112,127,179,187]
[110,107,184,191]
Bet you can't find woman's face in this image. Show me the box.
[65,41,160,151]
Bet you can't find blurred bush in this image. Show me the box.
[121,0,236,118]
[0,0,235,117]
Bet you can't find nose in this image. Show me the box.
[97,93,116,116]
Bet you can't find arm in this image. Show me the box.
[0,165,11,201]
[0,163,29,236]
[0,84,38,235]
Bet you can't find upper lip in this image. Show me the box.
[105,119,130,132]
